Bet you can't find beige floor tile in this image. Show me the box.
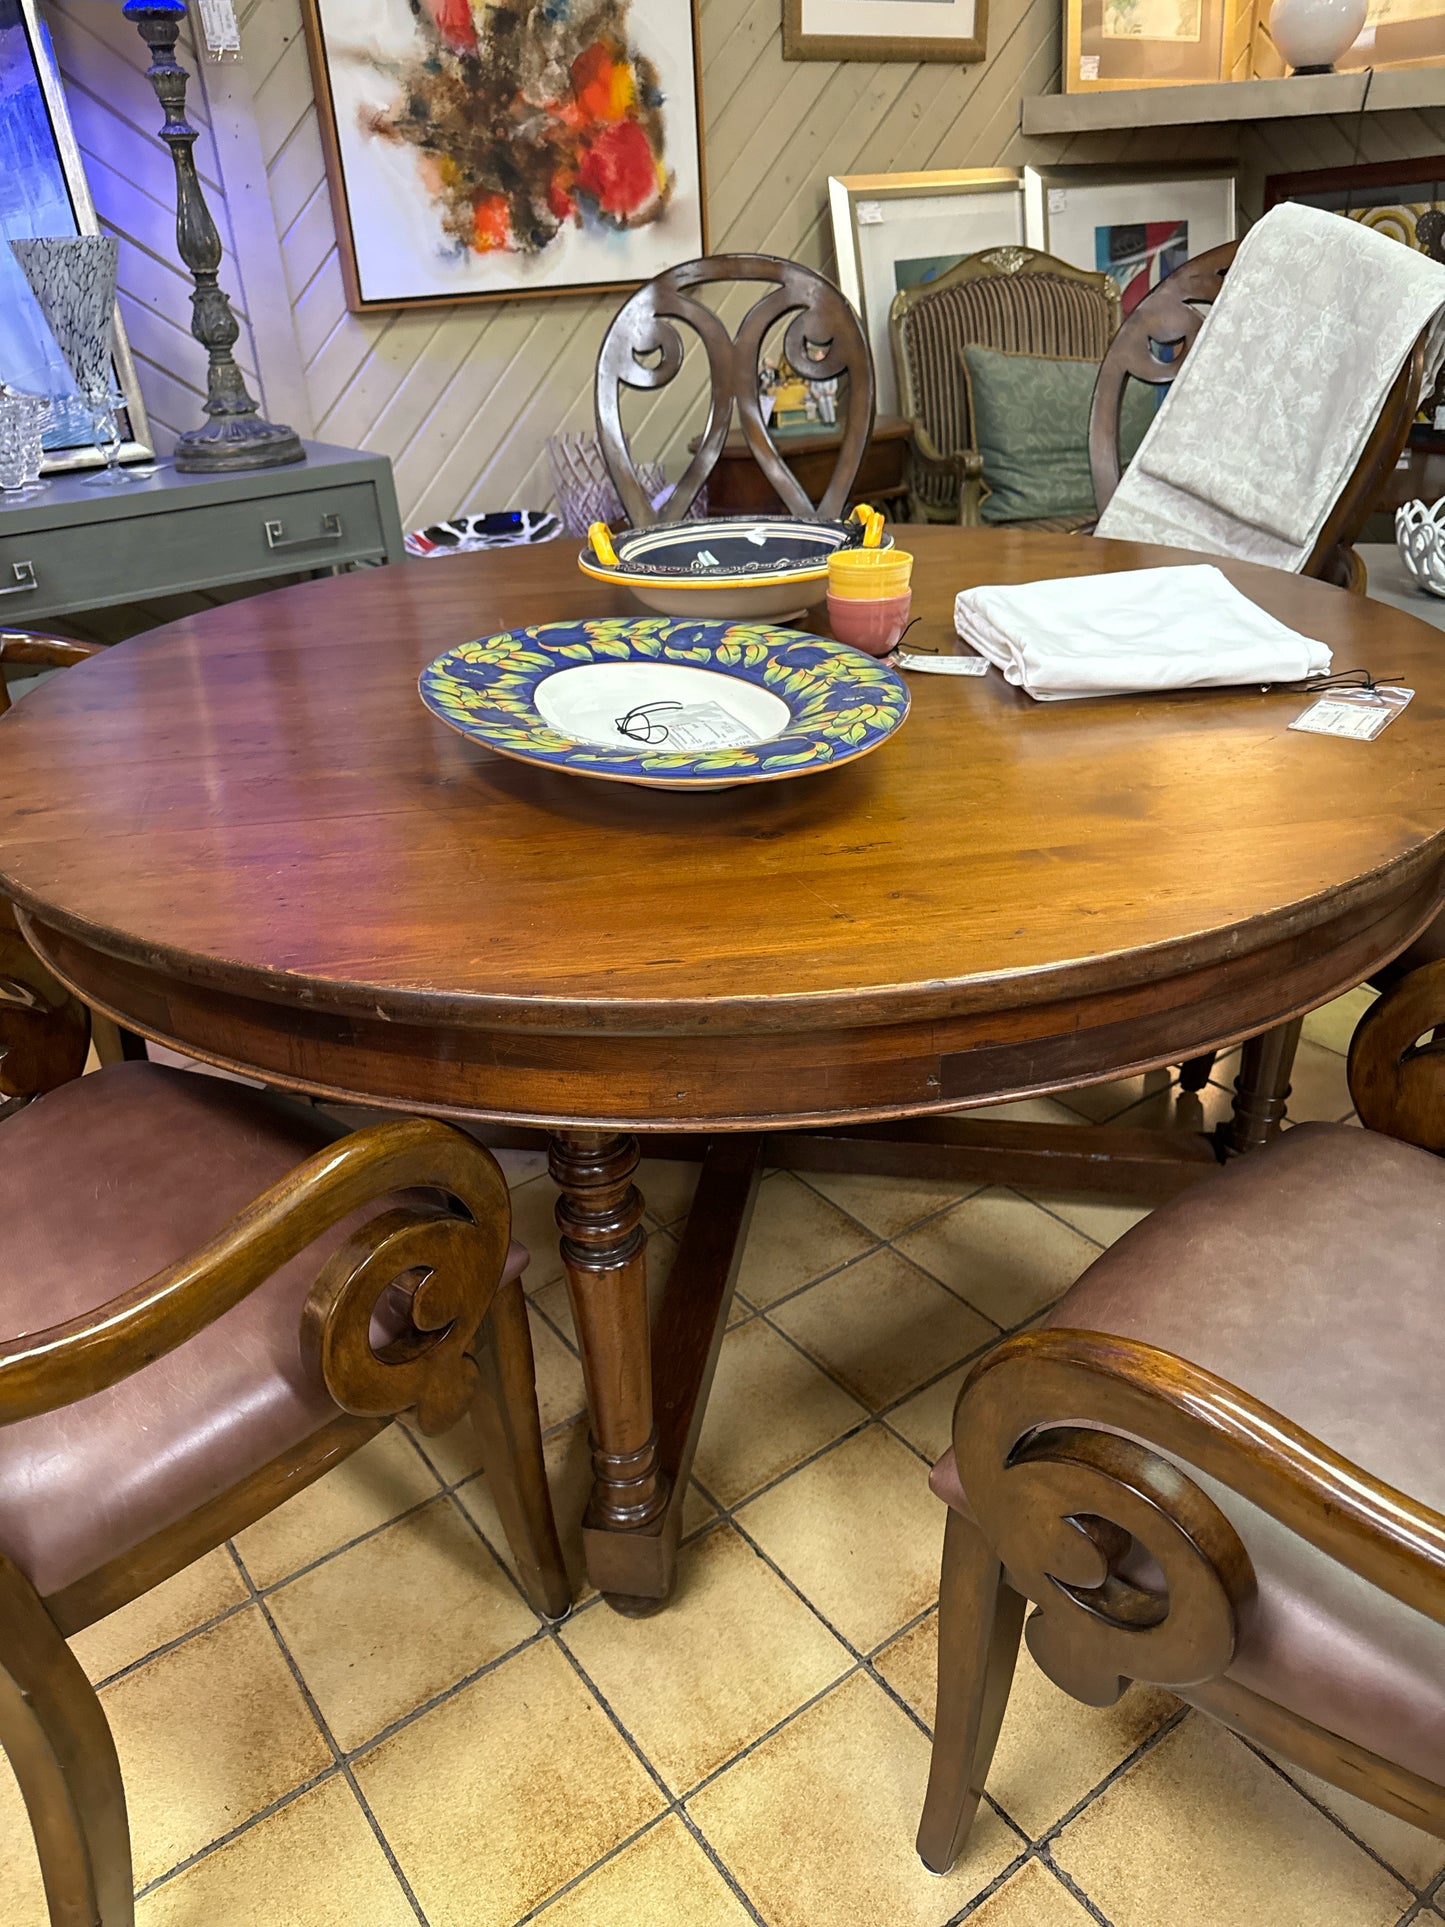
[531,1301,589,1432]
[563,1524,850,1793]
[135,1775,415,1927]
[688,1671,1022,1927]
[1050,1068,1175,1123]
[70,1547,249,1685]
[1025,1190,1154,1248]
[736,1171,878,1307]
[637,1157,702,1226]
[0,1752,52,1926]
[972,1096,1092,1126]
[1282,1037,1357,1124]
[508,1174,564,1288]
[873,1607,939,1723]
[770,1247,998,1411]
[405,1406,487,1485]
[267,1495,536,1750]
[233,1428,441,1590]
[1052,1717,1412,1927]
[1301,985,1375,1056]
[737,1426,941,1651]
[102,1606,331,1887]
[493,1143,549,1187]
[888,1366,967,1464]
[1269,1755,1445,1888]
[532,1813,754,1925]
[798,1168,979,1239]
[355,1638,665,1927]
[966,1858,1098,1925]
[1107,1077,1237,1135]
[693,1316,866,1507]
[897,1188,1099,1329]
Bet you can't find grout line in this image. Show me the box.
[129,1764,343,1901]
[1239,1737,1436,1896]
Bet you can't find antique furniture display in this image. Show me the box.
[596,254,875,530]
[0,440,404,625]
[783,0,987,62]
[917,1117,1445,1875]
[420,617,909,788]
[1024,164,1238,308]
[119,0,302,472]
[0,0,151,472]
[890,246,1120,525]
[300,0,706,310]
[1064,0,1256,91]
[829,171,1030,416]
[0,1052,569,1925]
[697,413,912,518]
[4,527,1445,1616]
[577,510,889,618]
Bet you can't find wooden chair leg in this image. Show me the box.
[0,1557,132,1926]
[470,1276,572,1621]
[1178,1051,1217,1092]
[917,1508,1026,1876]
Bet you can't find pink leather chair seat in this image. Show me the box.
[0,1063,526,1598]
[931,1123,1445,1784]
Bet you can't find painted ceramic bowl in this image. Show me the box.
[577,514,895,620]
[419,616,910,791]
[1397,498,1445,599]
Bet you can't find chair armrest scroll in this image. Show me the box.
[1347,957,1445,1151]
[0,633,104,674]
[0,1116,511,1426]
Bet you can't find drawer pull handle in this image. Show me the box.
[264,513,343,553]
[0,562,38,598]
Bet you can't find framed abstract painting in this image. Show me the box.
[1024,166,1237,311]
[783,0,987,62]
[301,0,707,311]
[0,0,151,469]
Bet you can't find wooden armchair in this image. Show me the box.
[889,247,1120,527]
[1088,240,1426,594]
[918,1109,1445,1876]
[0,1048,569,1925]
[595,252,875,527]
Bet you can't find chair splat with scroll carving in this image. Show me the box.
[595,253,875,527]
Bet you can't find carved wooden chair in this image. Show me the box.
[1088,240,1426,596]
[0,994,569,1921]
[595,252,875,527]
[889,246,1121,527]
[918,1104,1445,1875]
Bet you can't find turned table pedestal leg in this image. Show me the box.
[549,1130,668,1611]
[1220,1017,1303,1159]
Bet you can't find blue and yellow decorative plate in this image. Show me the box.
[419,617,910,791]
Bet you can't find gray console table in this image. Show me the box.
[0,440,405,625]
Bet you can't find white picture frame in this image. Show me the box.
[1023,165,1238,312]
[828,170,1028,415]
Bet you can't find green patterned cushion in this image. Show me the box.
[962,343,1153,525]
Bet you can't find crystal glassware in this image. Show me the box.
[0,391,51,494]
[10,235,141,488]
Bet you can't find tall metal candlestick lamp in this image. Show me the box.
[119,1,303,471]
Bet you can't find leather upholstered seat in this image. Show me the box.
[0,1062,527,1598]
[930,1123,1445,1785]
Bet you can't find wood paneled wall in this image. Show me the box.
[44,0,1445,527]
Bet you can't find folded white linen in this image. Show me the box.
[1095,202,1445,573]
[953,564,1331,702]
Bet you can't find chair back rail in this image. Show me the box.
[595,252,875,526]
[1087,241,1426,587]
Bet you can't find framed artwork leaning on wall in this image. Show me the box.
[1024,166,1238,311]
[301,0,707,311]
[783,0,987,62]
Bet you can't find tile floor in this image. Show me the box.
[8,987,1440,1927]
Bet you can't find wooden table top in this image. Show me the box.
[4,525,1445,1129]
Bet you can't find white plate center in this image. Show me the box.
[534,662,792,751]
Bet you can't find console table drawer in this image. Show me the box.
[0,479,390,620]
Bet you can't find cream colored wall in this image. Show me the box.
[44,0,1445,528]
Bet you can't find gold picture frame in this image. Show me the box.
[783,0,987,63]
[1065,0,1255,90]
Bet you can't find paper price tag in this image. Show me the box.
[1079,53,1101,78]
[1048,188,1069,213]
[197,0,241,54]
[895,649,990,676]
[651,702,759,751]
[1289,687,1413,742]
[856,201,885,226]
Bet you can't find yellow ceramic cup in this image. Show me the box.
[827,547,914,601]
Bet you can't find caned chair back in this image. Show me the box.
[595,253,875,527]
[890,247,1121,521]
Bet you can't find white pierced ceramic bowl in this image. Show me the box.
[1396,498,1445,600]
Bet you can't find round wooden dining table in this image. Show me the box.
[4,524,1445,1611]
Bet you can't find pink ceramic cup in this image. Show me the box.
[826,589,913,657]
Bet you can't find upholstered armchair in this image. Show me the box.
[889,247,1120,527]
[917,973,1445,1874]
